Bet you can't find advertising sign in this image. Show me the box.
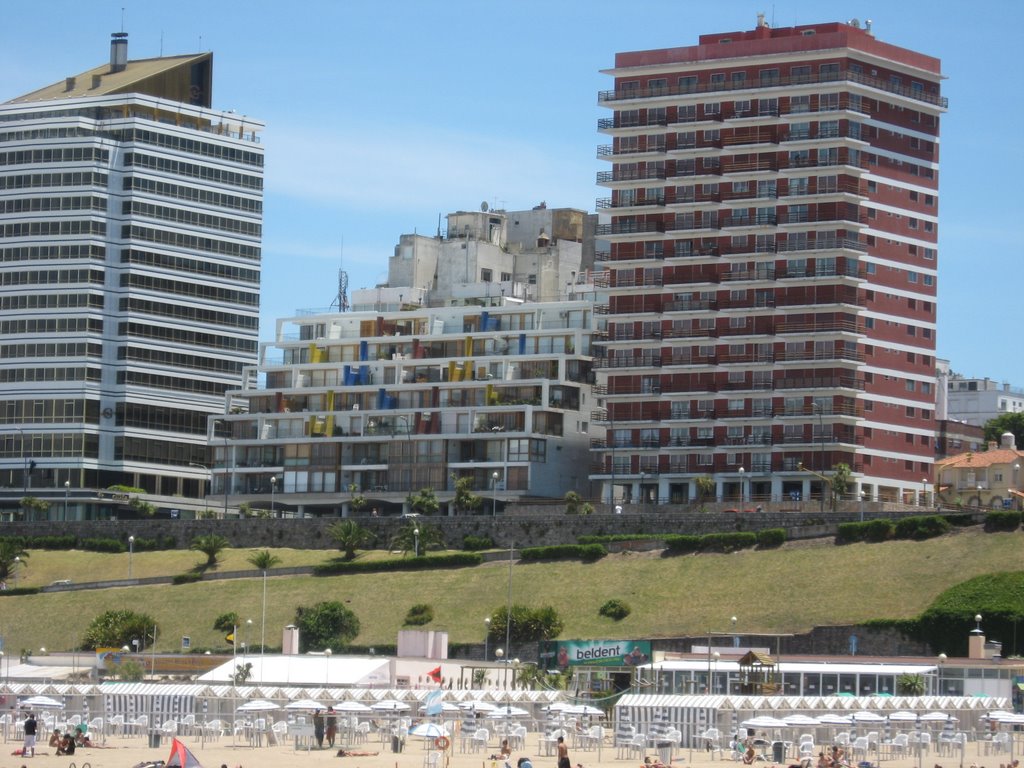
[547,640,651,668]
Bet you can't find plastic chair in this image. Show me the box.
[471,728,489,753]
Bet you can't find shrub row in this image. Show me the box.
[0,586,42,597]
[312,552,482,576]
[171,573,203,585]
[577,534,665,544]
[461,535,495,551]
[0,534,176,552]
[664,532,759,554]
[837,515,954,544]
[518,544,607,563]
[985,510,1022,532]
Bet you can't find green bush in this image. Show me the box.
[489,604,563,641]
[462,535,495,551]
[838,519,894,544]
[172,573,203,585]
[28,535,78,550]
[578,534,665,544]
[942,513,975,527]
[0,586,41,597]
[404,604,434,626]
[518,544,606,563]
[699,532,757,553]
[131,536,176,552]
[911,571,1024,654]
[663,535,702,554]
[756,528,786,548]
[985,510,1022,532]
[894,515,951,541]
[80,537,126,553]
[312,552,482,576]
[598,599,631,621]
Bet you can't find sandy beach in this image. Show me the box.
[0,727,991,768]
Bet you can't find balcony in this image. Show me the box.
[596,168,667,184]
[595,221,664,236]
[598,68,948,109]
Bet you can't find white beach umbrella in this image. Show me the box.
[285,699,326,710]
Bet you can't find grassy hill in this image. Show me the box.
[2,528,1020,654]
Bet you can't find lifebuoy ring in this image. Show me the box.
[435,736,451,751]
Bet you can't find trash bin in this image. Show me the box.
[391,735,404,753]
[772,741,785,763]
[149,732,161,749]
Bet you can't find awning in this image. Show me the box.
[1008,489,1024,499]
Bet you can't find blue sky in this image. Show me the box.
[3,1,1022,385]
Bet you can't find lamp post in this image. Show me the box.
[63,480,70,521]
[921,477,928,507]
[977,484,983,509]
[270,475,277,518]
[13,555,19,589]
[413,527,420,558]
[712,651,720,694]
[215,419,229,517]
[324,648,332,687]
[937,653,947,695]
[731,616,739,648]
[128,535,134,579]
[495,648,504,688]
[492,471,499,517]
[738,467,745,504]
[484,617,491,661]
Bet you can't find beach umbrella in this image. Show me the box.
[919,712,955,722]
[487,707,531,719]
[371,700,410,712]
[334,701,372,713]
[741,716,789,729]
[237,699,280,712]
[818,714,853,725]
[410,723,450,739]
[783,715,821,727]
[887,712,920,722]
[419,701,460,713]
[22,696,62,709]
[286,699,326,710]
[460,701,497,712]
[567,705,605,717]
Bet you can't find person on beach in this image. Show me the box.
[557,735,571,768]
[23,712,37,758]
[326,707,338,748]
[336,749,380,757]
[313,709,325,749]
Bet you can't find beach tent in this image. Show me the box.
[165,738,204,768]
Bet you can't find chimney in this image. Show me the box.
[282,624,300,655]
[64,77,76,92]
[968,615,986,660]
[110,32,128,73]
[91,75,102,89]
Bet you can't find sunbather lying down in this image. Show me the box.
[336,749,380,757]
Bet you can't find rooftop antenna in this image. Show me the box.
[329,238,349,312]
[160,30,164,57]
[120,6,125,32]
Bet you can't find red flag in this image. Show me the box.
[427,665,442,683]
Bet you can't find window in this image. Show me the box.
[790,95,810,113]
[759,68,780,85]
[731,72,747,88]
[677,131,696,148]
[908,271,918,283]
[710,73,726,87]
[906,379,916,392]
[648,78,668,94]
[819,63,840,81]
[703,129,720,144]
[791,65,811,83]
[677,104,697,122]
[923,274,934,286]
[704,102,721,116]
[480,268,492,282]
[758,97,779,116]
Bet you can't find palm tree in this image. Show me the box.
[390,521,443,556]
[327,520,374,560]
[0,540,28,581]
[190,534,230,567]
[246,549,281,571]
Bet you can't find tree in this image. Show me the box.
[247,549,281,571]
[213,612,238,633]
[451,475,483,515]
[328,520,375,560]
[129,497,156,517]
[0,540,28,581]
[81,609,157,650]
[233,662,254,684]
[984,413,1024,451]
[190,534,230,566]
[696,476,715,503]
[488,604,564,642]
[118,659,146,682]
[390,521,443,556]
[831,462,853,509]
[294,601,361,652]
[19,496,49,521]
[897,673,925,696]
[406,487,440,516]
[563,492,594,516]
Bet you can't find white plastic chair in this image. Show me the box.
[471,728,489,753]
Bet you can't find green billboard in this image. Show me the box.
[543,640,651,668]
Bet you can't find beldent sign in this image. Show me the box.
[546,640,651,668]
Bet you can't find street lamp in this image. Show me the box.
[492,471,500,517]
[731,616,739,648]
[270,475,277,518]
[921,477,928,507]
[413,527,420,558]
[128,535,134,579]
[712,651,720,693]
[812,401,826,512]
[977,484,983,509]
[325,648,332,688]
[738,467,745,504]
[64,480,70,521]
[13,556,19,589]
[484,617,491,661]
[937,652,947,695]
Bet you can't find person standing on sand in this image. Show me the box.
[23,712,38,757]
[557,735,570,768]
[326,707,338,748]
[313,709,325,749]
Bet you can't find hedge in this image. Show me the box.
[578,534,666,544]
[893,515,951,541]
[518,544,607,563]
[172,572,203,585]
[663,535,702,554]
[985,510,1022,532]
[79,537,126,553]
[313,552,482,576]
[0,586,42,597]
[699,532,758,553]
[756,528,786,548]
[837,519,894,544]
[461,535,495,551]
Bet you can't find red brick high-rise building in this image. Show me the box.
[593,18,944,506]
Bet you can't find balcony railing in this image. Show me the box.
[598,68,948,108]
